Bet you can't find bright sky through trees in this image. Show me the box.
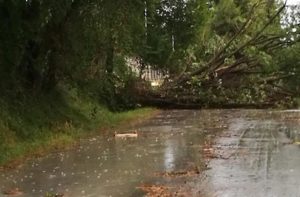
[287,0,300,5]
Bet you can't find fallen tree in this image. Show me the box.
[136,1,300,108]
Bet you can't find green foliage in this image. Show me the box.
[0,83,154,165]
[139,0,208,74]
[167,0,300,106]
[212,0,242,35]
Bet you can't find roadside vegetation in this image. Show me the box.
[0,85,155,166]
[0,0,299,165]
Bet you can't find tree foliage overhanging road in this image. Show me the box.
[141,0,300,107]
[0,0,300,108]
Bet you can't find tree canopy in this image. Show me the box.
[0,0,299,108]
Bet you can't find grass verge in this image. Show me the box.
[0,85,158,169]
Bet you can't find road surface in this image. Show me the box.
[1,110,300,197]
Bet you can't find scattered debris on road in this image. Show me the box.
[137,184,172,197]
[114,131,138,138]
[2,188,23,196]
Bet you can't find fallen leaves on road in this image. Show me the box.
[2,188,23,196]
[202,142,230,160]
[155,167,200,178]
[137,184,172,197]
[137,184,201,197]
[45,192,65,197]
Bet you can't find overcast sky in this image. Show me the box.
[287,0,300,5]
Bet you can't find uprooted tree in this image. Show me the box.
[136,0,300,108]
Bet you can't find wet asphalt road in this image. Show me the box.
[201,110,300,197]
[1,109,300,197]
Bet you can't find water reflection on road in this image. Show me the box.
[1,110,300,197]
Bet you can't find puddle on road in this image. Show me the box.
[1,109,300,197]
